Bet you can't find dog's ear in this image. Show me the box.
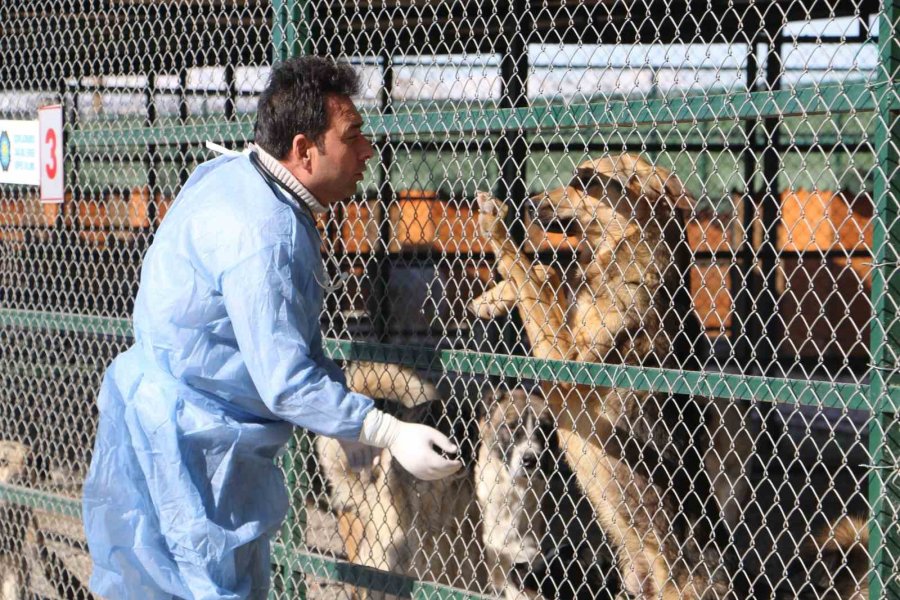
[477,389,500,421]
[626,156,694,211]
[652,166,695,211]
[569,167,597,191]
[585,154,694,211]
[569,166,625,198]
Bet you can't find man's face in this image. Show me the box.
[306,94,374,204]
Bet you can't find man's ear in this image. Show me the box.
[291,133,317,170]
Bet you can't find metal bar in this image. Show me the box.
[323,339,875,411]
[272,3,313,594]
[270,547,492,600]
[730,37,761,360]
[387,138,876,154]
[867,1,900,597]
[0,309,132,337]
[0,308,882,411]
[178,67,190,188]
[0,481,487,600]
[495,0,530,356]
[0,483,82,519]
[759,28,785,376]
[271,0,288,63]
[68,82,899,149]
[372,48,396,342]
[750,28,788,576]
[61,136,879,163]
[68,80,83,209]
[145,72,159,222]
[224,63,236,123]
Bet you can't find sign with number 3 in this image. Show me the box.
[39,105,64,203]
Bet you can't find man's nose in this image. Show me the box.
[361,136,375,162]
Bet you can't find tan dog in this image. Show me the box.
[314,361,442,564]
[315,362,486,599]
[470,154,743,599]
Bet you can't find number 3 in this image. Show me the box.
[45,128,57,179]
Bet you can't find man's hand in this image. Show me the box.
[337,438,381,472]
[387,421,462,481]
[358,409,463,481]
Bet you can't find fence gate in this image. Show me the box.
[0,0,898,598]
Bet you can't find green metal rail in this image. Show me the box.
[0,308,881,412]
[68,81,896,150]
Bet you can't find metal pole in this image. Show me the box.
[145,73,159,225]
[867,2,900,598]
[372,45,396,342]
[271,2,313,596]
[496,0,529,357]
[758,19,784,377]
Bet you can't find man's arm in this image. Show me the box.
[220,242,372,439]
[221,238,461,481]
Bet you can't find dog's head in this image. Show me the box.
[478,389,554,482]
[529,153,693,236]
[0,441,29,485]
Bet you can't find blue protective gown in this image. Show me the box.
[82,153,374,599]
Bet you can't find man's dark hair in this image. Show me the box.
[254,56,361,159]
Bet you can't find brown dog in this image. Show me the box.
[470,154,745,599]
[780,516,870,600]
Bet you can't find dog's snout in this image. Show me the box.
[520,452,539,470]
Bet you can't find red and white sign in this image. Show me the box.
[38,104,64,203]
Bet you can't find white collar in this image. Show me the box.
[247,143,329,215]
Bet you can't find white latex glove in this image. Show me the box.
[359,409,463,481]
[337,438,381,472]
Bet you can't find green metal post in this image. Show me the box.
[868,2,900,598]
[271,0,310,62]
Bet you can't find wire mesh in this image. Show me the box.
[0,0,896,598]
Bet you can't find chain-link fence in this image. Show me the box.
[0,0,897,598]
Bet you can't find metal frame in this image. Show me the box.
[0,2,896,599]
[867,1,900,597]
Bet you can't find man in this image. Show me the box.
[82,56,462,600]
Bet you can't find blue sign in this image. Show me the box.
[0,131,10,172]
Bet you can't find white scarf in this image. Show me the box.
[248,143,329,215]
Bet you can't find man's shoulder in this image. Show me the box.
[186,155,268,199]
[184,156,292,221]
[161,156,297,256]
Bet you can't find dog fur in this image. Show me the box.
[315,362,486,598]
[0,440,94,600]
[0,440,32,600]
[777,516,870,600]
[355,398,484,597]
[476,388,618,600]
[314,361,442,564]
[469,154,746,598]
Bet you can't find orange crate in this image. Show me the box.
[0,191,60,245]
[388,191,485,253]
[339,200,380,254]
[388,190,441,252]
